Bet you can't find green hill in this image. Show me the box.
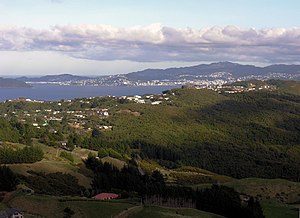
[1,80,300,217]
[99,81,300,181]
[1,80,300,181]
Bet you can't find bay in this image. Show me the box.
[0,84,179,101]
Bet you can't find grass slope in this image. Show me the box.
[261,200,298,218]
[225,178,300,204]
[224,178,300,218]
[129,206,225,218]
[7,142,94,188]
[7,194,134,218]
[140,160,233,185]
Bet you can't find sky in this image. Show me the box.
[1,0,300,76]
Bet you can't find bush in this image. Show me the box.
[98,148,109,158]
[60,151,74,162]
[107,148,123,159]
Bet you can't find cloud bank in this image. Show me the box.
[1,24,300,63]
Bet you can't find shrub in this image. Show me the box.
[107,148,123,159]
[98,148,109,158]
[60,151,74,162]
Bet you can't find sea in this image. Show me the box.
[0,84,179,101]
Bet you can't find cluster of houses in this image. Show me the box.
[0,93,176,138]
[2,105,111,132]
[119,94,170,105]
[6,98,44,104]
[182,82,277,94]
[1,93,175,134]
[216,83,277,94]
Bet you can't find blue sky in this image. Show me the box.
[1,0,300,28]
[0,0,300,76]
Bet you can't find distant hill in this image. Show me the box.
[126,62,300,80]
[9,62,300,85]
[0,77,31,88]
[17,74,91,83]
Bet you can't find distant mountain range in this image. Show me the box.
[0,77,31,88]
[17,74,91,83]
[10,62,300,87]
[126,62,300,80]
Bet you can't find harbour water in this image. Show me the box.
[0,84,179,101]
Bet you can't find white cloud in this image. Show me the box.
[0,24,300,63]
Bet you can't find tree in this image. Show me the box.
[247,197,265,218]
[0,166,18,191]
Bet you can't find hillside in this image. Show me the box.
[126,62,300,81]
[11,62,300,86]
[103,84,300,180]
[0,80,300,217]
[0,77,31,88]
[0,80,299,180]
[17,74,91,83]
[0,80,299,181]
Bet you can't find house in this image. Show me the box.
[0,209,23,218]
[93,193,119,200]
[151,101,162,105]
[136,99,145,104]
[57,141,68,149]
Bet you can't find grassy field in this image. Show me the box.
[8,158,92,187]
[4,193,228,218]
[7,142,95,188]
[6,141,135,189]
[7,194,135,218]
[72,147,98,164]
[101,156,127,170]
[225,178,300,204]
[222,178,300,218]
[140,160,234,186]
[261,200,299,218]
[129,206,225,218]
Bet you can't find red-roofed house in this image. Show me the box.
[93,193,119,200]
